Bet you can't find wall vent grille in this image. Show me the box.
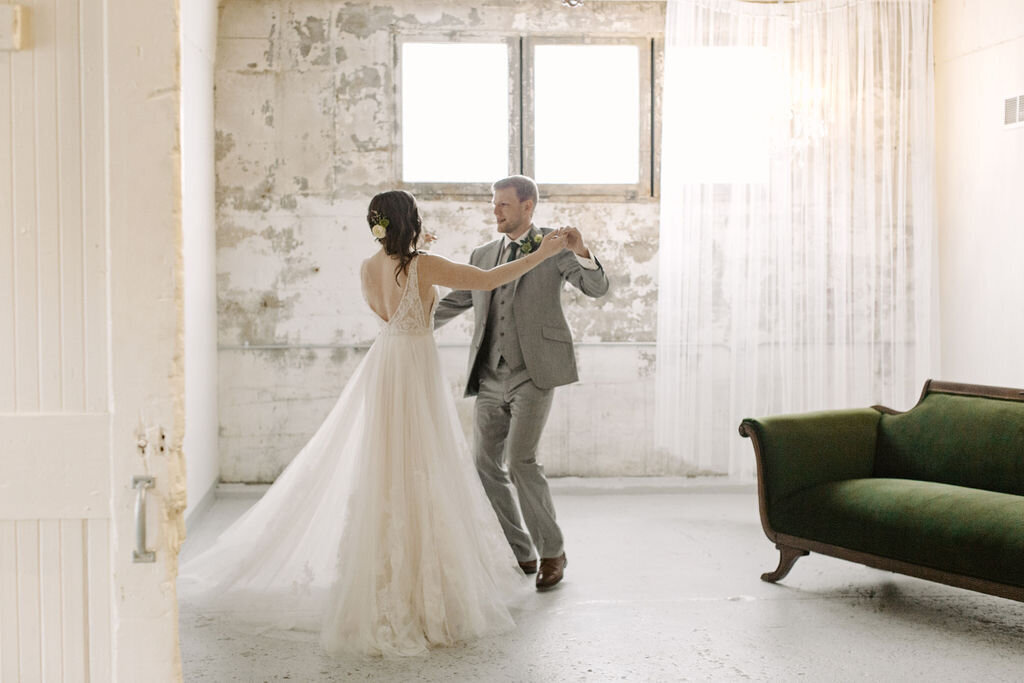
[1005,94,1024,129]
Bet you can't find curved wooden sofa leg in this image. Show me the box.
[761,545,809,583]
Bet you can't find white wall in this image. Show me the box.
[182,0,220,521]
[935,0,1024,387]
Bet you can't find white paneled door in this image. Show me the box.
[1,1,184,681]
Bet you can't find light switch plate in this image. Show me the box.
[0,5,24,51]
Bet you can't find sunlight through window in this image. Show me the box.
[664,47,783,184]
[401,42,509,183]
[534,44,640,185]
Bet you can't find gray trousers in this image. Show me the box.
[473,361,563,562]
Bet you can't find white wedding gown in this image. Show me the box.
[179,255,524,657]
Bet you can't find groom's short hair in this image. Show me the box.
[492,175,538,206]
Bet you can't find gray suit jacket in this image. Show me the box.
[434,225,610,397]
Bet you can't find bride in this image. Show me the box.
[178,189,567,657]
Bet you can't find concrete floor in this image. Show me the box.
[178,479,1024,682]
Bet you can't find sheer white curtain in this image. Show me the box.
[655,0,936,478]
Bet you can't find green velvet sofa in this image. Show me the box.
[738,380,1024,601]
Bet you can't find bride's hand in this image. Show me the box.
[537,229,567,259]
[421,231,438,248]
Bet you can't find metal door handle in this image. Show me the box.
[132,475,155,562]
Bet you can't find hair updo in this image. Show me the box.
[366,190,423,283]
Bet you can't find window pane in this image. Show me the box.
[534,44,640,185]
[401,42,509,183]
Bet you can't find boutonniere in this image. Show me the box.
[517,232,544,255]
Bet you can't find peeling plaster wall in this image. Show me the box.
[216,0,666,482]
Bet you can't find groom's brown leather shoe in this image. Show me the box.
[518,559,538,574]
[535,553,567,591]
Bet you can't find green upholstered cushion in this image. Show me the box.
[771,478,1024,588]
[743,409,880,507]
[875,393,1024,496]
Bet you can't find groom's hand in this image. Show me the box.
[562,226,591,259]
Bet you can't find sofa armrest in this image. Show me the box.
[739,408,881,508]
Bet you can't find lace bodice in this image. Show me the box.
[382,256,436,336]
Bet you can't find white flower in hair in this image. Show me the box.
[369,210,389,239]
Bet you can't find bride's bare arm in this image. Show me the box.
[419,233,566,291]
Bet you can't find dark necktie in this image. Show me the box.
[497,240,520,266]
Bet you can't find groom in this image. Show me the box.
[435,175,610,591]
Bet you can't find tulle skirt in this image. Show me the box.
[178,329,525,656]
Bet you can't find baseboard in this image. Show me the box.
[184,479,218,528]
[196,478,753,505]
[214,482,271,497]
[548,475,755,495]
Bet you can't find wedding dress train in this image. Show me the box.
[179,256,524,656]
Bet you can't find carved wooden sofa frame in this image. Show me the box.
[739,380,1024,603]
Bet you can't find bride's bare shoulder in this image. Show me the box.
[415,252,456,270]
[363,250,389,272]
[415,252,456,280]
[361,254,384,289]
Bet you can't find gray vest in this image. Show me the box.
[484,243,526,372]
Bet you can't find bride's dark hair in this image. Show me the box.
[367,190,423,283]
